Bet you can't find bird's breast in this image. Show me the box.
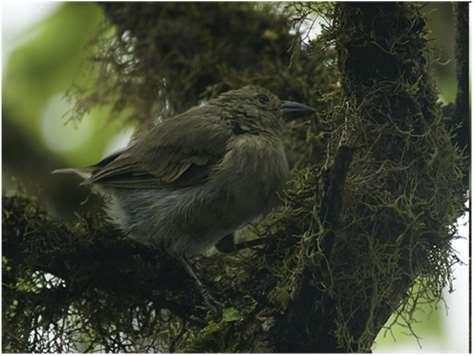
[104,135,289,256]
[212,134,289,220]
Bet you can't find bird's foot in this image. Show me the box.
[200,287,224,316]
[179,256,224,315]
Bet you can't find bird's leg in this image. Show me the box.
[179,256,223,313]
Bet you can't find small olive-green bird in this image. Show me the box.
[54,85,315,309]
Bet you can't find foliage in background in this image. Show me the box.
[2,2,468,352]
[2,3,125,218]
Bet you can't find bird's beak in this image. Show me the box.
[280,100,316,119]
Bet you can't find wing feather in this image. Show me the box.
[84,106,232,189]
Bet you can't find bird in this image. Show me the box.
[53,85,315,310]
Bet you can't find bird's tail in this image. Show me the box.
[52,168,93,181]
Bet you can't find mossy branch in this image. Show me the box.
[3,195,202,321]
[276,145,353,352]
[320,144,353,254]
[3,2,465,353]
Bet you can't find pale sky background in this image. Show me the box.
[2,2,470,353]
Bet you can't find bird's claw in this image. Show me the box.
[202,289,224,316]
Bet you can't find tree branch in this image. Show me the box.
[320,145,353,254]
[3,195,203,321]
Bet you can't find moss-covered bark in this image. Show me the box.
[325,3,464,350]
[3,2,467,353]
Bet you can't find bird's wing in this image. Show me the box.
[84,106,233,189]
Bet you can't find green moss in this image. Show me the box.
[3,2,466,353]
[185,310,246,352]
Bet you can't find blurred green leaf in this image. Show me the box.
[3,4,133,169]
[4,3,103,119]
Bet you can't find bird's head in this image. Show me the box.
[210,85,315,136]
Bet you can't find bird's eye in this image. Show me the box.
[257,94,270,105]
